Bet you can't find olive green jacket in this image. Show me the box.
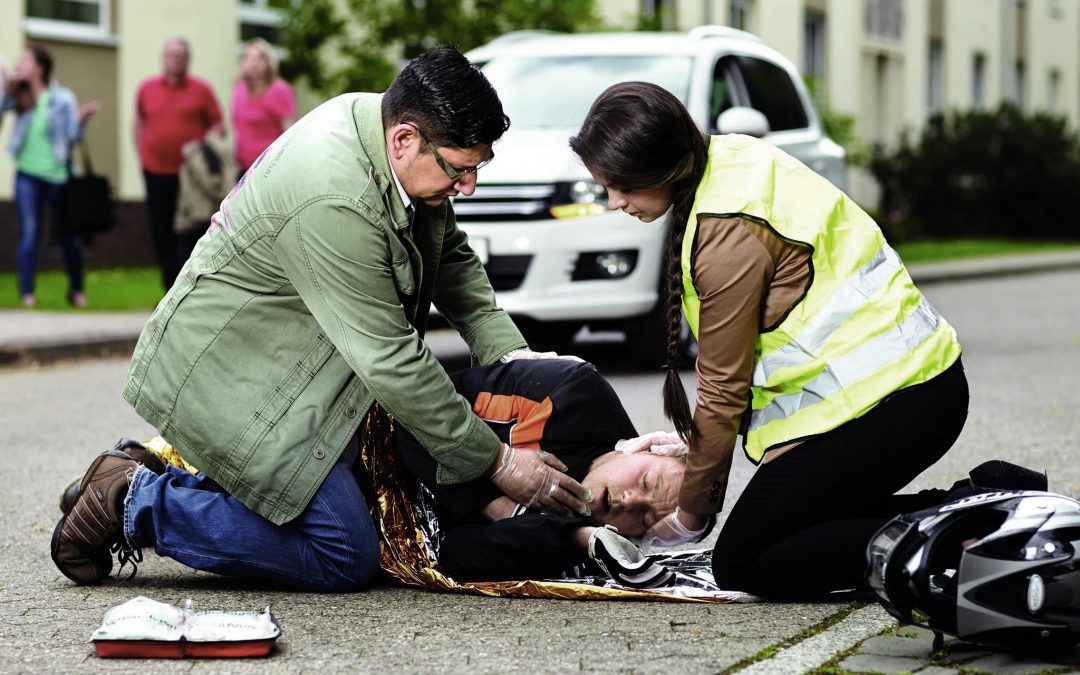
[123,93,526,525]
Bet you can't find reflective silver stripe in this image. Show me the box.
[752,245,903,387]
[749,296,943,431]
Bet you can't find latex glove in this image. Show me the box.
[639,507,713,554]
[488,443,592,516]
[614,430,688,457]
[588,526,674,589]
[501,348,584,363]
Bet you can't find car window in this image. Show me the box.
[479,56,694,129]
[732,56,808,131]
[709,59,737,132]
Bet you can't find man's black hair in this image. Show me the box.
[382,45,510,149]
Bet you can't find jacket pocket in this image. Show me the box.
[386,229,416,297]
[229,333,336,463]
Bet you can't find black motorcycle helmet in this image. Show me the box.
[866,490,1080,648]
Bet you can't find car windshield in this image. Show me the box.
[479,55,694,129]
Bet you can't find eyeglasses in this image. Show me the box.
[403,122,492,181]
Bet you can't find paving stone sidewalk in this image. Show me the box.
[4,250,1080,672]
[834,624,1080,675]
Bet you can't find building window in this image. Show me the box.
[927,39,943,116]
[864,0,903,41]
[639,0,677,30]
[238,0,287,44]
[729,0,753,32]
[1048,69,1060,111]
[1014,60,1025,107]
[972,53,986,110]
[803,10,826,80]
[24,0,111,40]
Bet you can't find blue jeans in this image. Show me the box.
[14,171,84,297]
[124,459,381,591]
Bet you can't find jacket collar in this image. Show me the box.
[355,93,411,232]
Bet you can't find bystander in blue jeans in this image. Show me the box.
[124,458,381,591]
[14,171,84,301]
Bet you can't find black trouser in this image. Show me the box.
[143,171,181,290]
[712,358,969,601]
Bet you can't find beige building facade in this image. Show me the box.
[2,1,1077,207]
[0,1,298,272]
[599,0,1080,202]
[0,0,280,202]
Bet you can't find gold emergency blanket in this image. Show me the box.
[144,407,747,603]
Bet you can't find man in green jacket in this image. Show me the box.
[51,46,591,590]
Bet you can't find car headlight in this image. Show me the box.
[571,250,638,281]
[549,180,609,219]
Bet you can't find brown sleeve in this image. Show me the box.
[678,217,774,515]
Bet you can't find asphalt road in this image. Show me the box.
[1,268,1078,673]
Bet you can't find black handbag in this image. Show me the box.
[56,140,114,239]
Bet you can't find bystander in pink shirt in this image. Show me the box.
[231,78,295,171]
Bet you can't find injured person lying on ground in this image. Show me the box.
[395,358,710,588]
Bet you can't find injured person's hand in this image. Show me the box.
[588,526,674,589]
[487,444,593,516]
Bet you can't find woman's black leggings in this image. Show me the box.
[712,358,969,601]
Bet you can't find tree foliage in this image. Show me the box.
[279,0,602,97]
[803,76,868,166]
[870,104,1080,240]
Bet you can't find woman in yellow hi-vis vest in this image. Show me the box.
[570,82,1044,600]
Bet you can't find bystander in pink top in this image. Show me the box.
[231,77,295,171]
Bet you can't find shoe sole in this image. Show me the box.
[51,450,131,585]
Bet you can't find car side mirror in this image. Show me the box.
[716,107,770,138]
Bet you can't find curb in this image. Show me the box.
[739,604,898,674]
[3,251,1080,371]
[907,250,1080,285]
[0,334,140,369]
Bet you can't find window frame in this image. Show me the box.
[803,10,826,81]
[23,0,117,46]
[238,0,285,45]
[728,54,811,133]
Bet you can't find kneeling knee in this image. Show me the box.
[327,537,381,592]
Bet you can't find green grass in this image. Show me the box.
[0,266,164,312]
[2,238,1078,312]
[894,238,1080,264]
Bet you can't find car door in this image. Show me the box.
[708,52,837,180]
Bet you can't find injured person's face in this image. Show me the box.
[581,452,684,537]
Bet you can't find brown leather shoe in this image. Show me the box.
[59,439,165,513]
[116,438,167,475]
[51,450,139,585]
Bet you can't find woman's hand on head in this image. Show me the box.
[614,430,688,456]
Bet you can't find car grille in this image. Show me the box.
[454,184,555,221]
[485,255,532,291]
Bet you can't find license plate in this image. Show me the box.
[469,236,490,265]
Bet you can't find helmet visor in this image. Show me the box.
[866,517,919,621]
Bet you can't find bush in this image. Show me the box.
[869,104,1080,240]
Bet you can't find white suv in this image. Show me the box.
[455,27,846,362]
